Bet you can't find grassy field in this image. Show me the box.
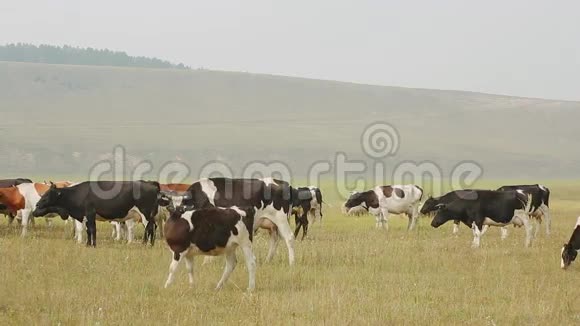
[1,181,579,325]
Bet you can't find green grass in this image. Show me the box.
[1,181,579,325]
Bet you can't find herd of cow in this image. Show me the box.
[1,177,579,291]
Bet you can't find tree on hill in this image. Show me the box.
[0,43,189,69]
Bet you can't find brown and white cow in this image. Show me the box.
[0,182,71,236]
[0,178,32,222]
[163,205,256,291]
[342,184,423,231]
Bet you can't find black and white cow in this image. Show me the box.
[163,205,256,290]
[32,181,160,246]
[168,177,296,265]
[561,216,580,269]
[430,190,534,248]
[342,185,423,230]
[420,189,509,238]
[292,186,323,240]
[497,184,551,236]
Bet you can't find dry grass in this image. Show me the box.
[1,182,580,325]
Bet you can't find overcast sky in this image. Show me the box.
[1,0,578,100]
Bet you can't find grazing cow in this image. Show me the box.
[0,178,32,221]
[342,185,423,231]
[0,182,72,236]
[561,216,580,269]
[497,184,551,236]
[420,189,509,238]
[32,181,160,247]
[163,205,256,291]
[292,186,323,240]
[163,177,296,265]
[430,190,534,248]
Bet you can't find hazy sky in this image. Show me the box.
[1,0,579,100]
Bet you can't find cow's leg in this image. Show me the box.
[20,209,32,237]
[241,243,256,291]
[452,220,460,235]
[541,205,551,236]
[272,215,295,265]
[380,209,389,231]
[293,212,302,239]
[216,250,238,290]
[202,256,216,265]
[471,221,484,248]
[85,210,97,247]
[7,213,15,225]
[111,222,122,241]
[533,216,541,238]
[157,213,165,240]
[45,217,52,228]
[500,227,509,240]
[407,206,419,231]
[164,252,182,288]
[142,211,156,246]
[302,203,312,240]
[265,229,279,263]
[183,252,194,286]
[125,219,136,244]
[74,220,84,243]
[520,215,533,248]
[481,225,490,235]
[375,212,382,229]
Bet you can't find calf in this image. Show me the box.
[167,177,296,265]
[33,181,160,246]
[430,190,534,248]
[497,184,551,236]
[292,186,323,240]
[561,217,580,269]
[163,205,256,291]
[342,185,423,231]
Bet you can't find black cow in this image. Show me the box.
[561,217,580,269]
[163,205,256,290]
[430,190,534,248]
[166,177,296,265]
[0,178,32,222]
[292,186,323,240]
[32,181,160,247]
[420,189,509,237]
[497,184,551,235]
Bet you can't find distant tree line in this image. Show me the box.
[0,43,189,69]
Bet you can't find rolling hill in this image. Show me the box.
[1,60,579,181]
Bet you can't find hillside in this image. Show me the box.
[1,61,579,180]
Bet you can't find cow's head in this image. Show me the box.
[420,195,439,215]
[430,203,452,228]
[33,185,69,219]
[342,191,376,216]
[158,191,192,213]
[561,243,577,269]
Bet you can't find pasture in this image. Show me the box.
[1,181,579,325]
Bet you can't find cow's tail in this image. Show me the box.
[517,191,534,215]
[415,185,424,201]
